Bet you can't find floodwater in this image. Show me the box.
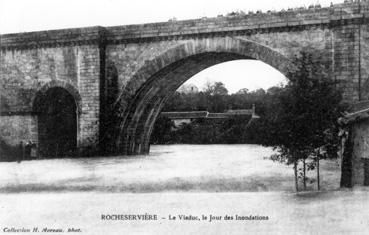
[0,144,340,192]
[2,144,366,235]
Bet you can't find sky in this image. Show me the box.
[0,0,344,93]
[187,60,287,93]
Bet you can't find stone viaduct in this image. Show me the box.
[2,1,369,179]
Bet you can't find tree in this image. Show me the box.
[150,116,175,144]
[236,88,249,94]
[264,48,344,191]
[202,81,229,112]
[212,82,229,96]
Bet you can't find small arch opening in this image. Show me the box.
[36,87,77,158]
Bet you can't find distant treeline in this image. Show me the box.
[151,82,283,144]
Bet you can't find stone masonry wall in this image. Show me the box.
[334,25,361,101]
[0,47,79,113]
[350,119,369,186]
[360,24,369,100]
[105,23,365,105]
[0,115,37,146]
[77,46,100,149]
[106,28,334,103]
[0,45,100,151]
[106,41,181,89]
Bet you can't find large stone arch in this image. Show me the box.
[110,37,292,155]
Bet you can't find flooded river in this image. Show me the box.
[0,144,340,192]
[1,145,367,235]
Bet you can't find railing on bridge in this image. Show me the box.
[160,105,260,127]
[160,104,260,120]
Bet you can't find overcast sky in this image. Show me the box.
[0,0,344,93]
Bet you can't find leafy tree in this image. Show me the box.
[202,82,229,112]
[150,116,175,144]
[211,82,229,96]
[152,81,281,145]
[263,48,344,191]
[236,88,249,94]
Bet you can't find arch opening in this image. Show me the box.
[110,38,291,155]
[35,87,78,158]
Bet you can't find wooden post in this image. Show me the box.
[294,161,299,192]
[317,155,320,190]
[363,158,369,186]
